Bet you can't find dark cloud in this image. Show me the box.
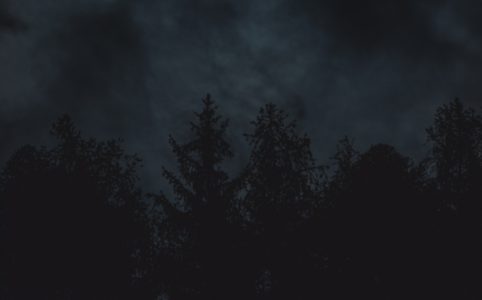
[1,0,482,190]
[46,2,149,126]
[0,0,24,32]
[293,0,435,51]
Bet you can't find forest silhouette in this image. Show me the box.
[1,96,482,299]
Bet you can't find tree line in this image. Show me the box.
[1,96,482,299]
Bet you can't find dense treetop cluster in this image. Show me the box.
[1,96,482,299]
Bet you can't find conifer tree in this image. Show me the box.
[241,103,323,299]
[0,115,148,299]
[243,103,323,228]
[426,99,482,298]
[157,94,236,299]
[426,98,482,198]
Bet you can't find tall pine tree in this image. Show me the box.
[241,103,323,299]
[156,94,236,299]
[243,103,322,229]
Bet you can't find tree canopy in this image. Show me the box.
[1,97,482,299]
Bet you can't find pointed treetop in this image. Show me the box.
[162,94,233,213]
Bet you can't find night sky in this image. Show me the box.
[1,0,482,189]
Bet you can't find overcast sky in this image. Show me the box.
[1,0,482,190]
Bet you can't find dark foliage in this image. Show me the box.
[151,95,239,299]
[0,115,149,299]
[1,97,482,299]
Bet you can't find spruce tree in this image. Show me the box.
[243,103,322,228]
[241,103,323,299]
[157,94,235,299]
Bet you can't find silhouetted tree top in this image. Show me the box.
[1,114,147,299]
[3,95,482,300]
[153,94,238,300]
[3,115,140,197]
[333,136,359,176]
[327,136,359,205]
[426,98,482,195]
[357,144,412,179]
[243,103,324,226]
[333,143,417,209]
[161,94,233,215]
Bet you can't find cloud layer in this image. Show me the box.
[1,0,482,189]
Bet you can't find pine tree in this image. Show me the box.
[241,103,323,299]
[162,94,233,217]
[157,94,235,299]
[243,103,323,228]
